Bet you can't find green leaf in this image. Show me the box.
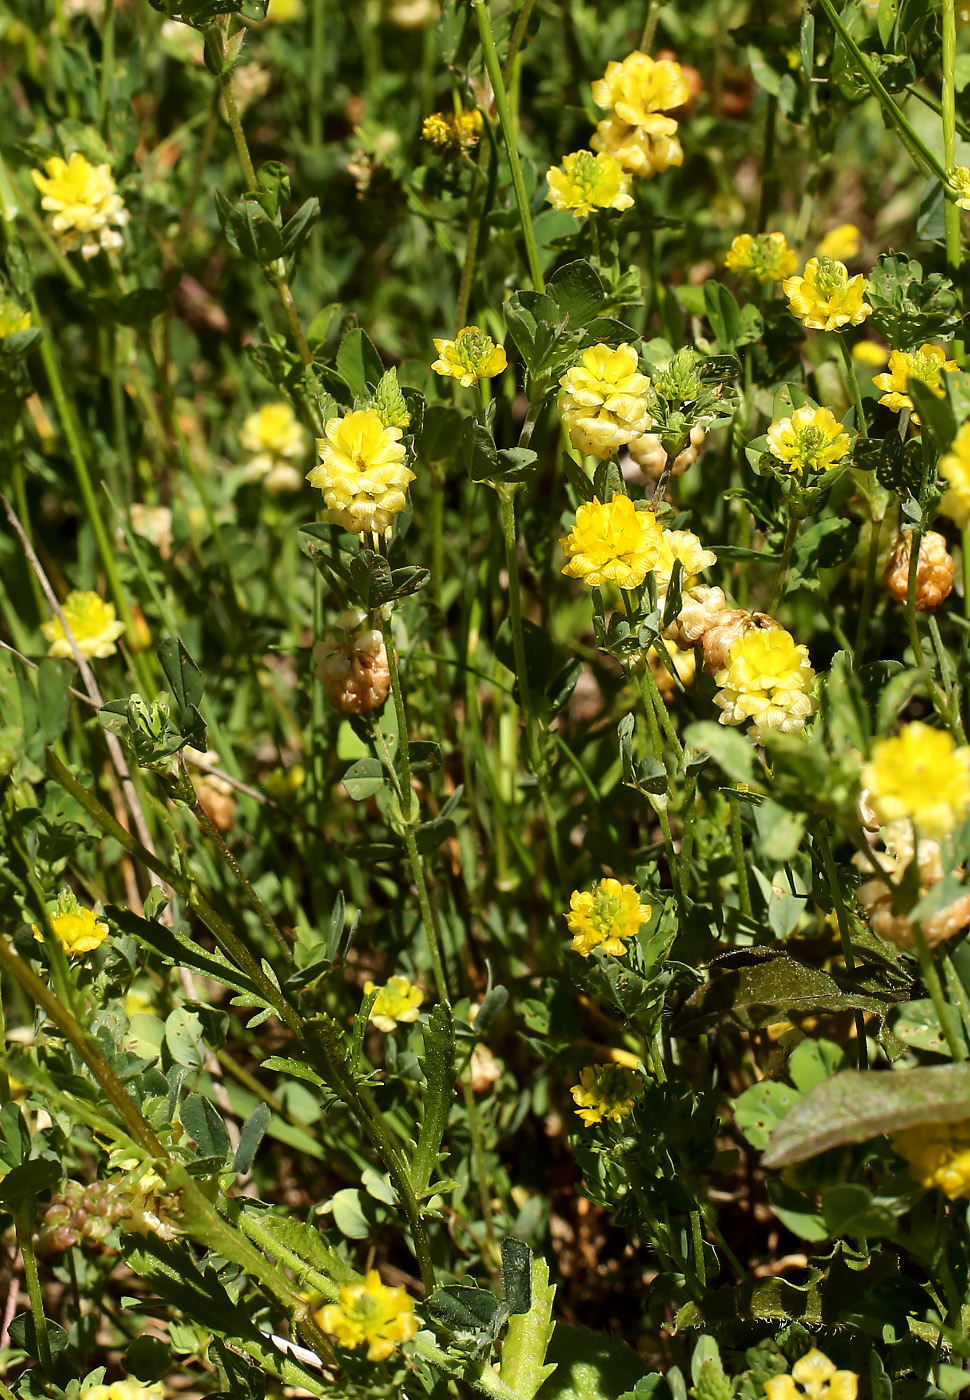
[889,998,965,1055]
[502,1255,558,1400]
[733,1081,802,1151]
[233,1102,271,1174]
[181,1093,232,1160]
[548,260,606,326]
[157,637,206,747]
[412,1003,456,1195]
[764,1064,970,1167]
[342,757,385,799]
[536,1322,647,1400]
[682,722,757,784]
[280,198,321,258]
[0,1103,30,1168]
[225,198,285,264]
[109,907,260,999]
[0,1157,59,1207]
[908,378,957,455]
[335,328,384,399]
[426,1284,503,1339]
[502,1238,533,1316]
[330,1187,370,1239]
[678,954,895,1036]
[788,1038,848,1093]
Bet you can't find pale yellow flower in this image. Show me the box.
[546,150,634,218]
[591,52,688,135]
[560,495,664,589]
[950,166,970,210]
[895,1120,970,1198]
[317,1270,419,1362]
[33,893,109,958]
[861,722,970,838]
[783,257,871,331]
[817,223,861,260]
[82,1382,165,1400]
[558,343,652,458]
[566,878,651,957]
[266,0,302,20]
[766,404,851,475]
[714,627,818,741]
[852,340,889,369]
[591,119,683,178]
[724,231,798,284]
[764,1351,858,1400]
[363,976,423,1033]
[873,343,958,423]
[0,300,31,337]
[42,590,126,660]
[306,409,414,536]
[570,1063,643,1126]
[31,152,129,260]
[940,422,970,528]
[240,401,309,491]
[654,528,717,598]
[432,325,506,386]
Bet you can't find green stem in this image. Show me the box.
[461,1077,499,1266]
[768,513,799,614]
[817,830,868,1070]
[473,2,544,293]
[755,94,777,233]
[854,514,883,658]
[98,0,116,134]
[836,333,868,438]
[500,0,537,84]
[728,792,752,920]
[496,483,566,883]
[635,655,685,758]
[816,0,950,185]
[16,1208,53,1378]
[912,920,966,1062]
[906,526,925,666]
[963,530,970,621]
[942,0,965,364]
[690,1208,707,1290]
[942,947,970,1049]
[404,827,450,1007]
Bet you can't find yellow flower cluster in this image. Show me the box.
[558,343,652,459]
[566,878,651,957]
[873,343,958,423]
[316,1270,419,1361]
[432,325,507,387]
[0,300,31,338]
[591,51,687,178]
[766,404,851,476]
[655,528,717,601]
[861,722,970,838]
[714,627,818,741]
[764,1350,858,1400]
[783,257,871,332]
[950,165,970,210]
[422,109,482,157]
[817,223,861,260]
[31,152,129,260]
[894,1120,970,1198]
[364,976,423,1032]
[941,422,970,528]
[306,409,415,536]
[83,1382,165,1400]
[42,589,126,660]
[571,1063,643,1125]
[724,231,797,284]
[560,495,664,589]
[32,891,109,958]
[240,401,309,493]
[546,149,634,219]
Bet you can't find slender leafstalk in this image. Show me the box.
[728,793,752,920]
[905,525,926,666]
[854,513,883,658]
[912,920,967,1063]
[817,831,868,1070]
[768,513,799,615]
[473,2,544,293]
[836,333,868,438]
[501,0,537,84]
[98,0,116,133]
[942,0,965,363]
[16,1209,53,1378]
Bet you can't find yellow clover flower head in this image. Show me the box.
[724,231,798,284]
[42,589,126,660]
[852,339,889,369]
[560,495,664,590]
[591,52,688,135]
[558,343,652,458]
[266,0,303,21]
[32,890,109,959]
[764,1351,859,1400]
[872,343,958,423]
[316,1269,419,1361]
[782,257,871,332]
[950,166,970,210]
[714,627,818,741]
[894,1120,970,1198]
[570,1063,643,1126]
[940,422,970,529]
[363,975,423,1032]
[566,878,651,957]
[421,110,482,158]
[82,1383,165,1400]
[31,152,129,260]
[817,223,861,260]
[861,722,970,838]
[655,528,717,598]
[0,298,31,338]
[766,404,852,476]
[432,325,507,387]
[240,401,309,492]
[591,118,682,179]
[546,150,634,219]
[306,409,414,536]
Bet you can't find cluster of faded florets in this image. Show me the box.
[422,109,483,159]
[314,610,391,714]
[545,49,688,218]
[856,819,970,951]
[37,1179,129,1256]
[883,531,955,612]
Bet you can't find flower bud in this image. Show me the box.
[665,585,727,647]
